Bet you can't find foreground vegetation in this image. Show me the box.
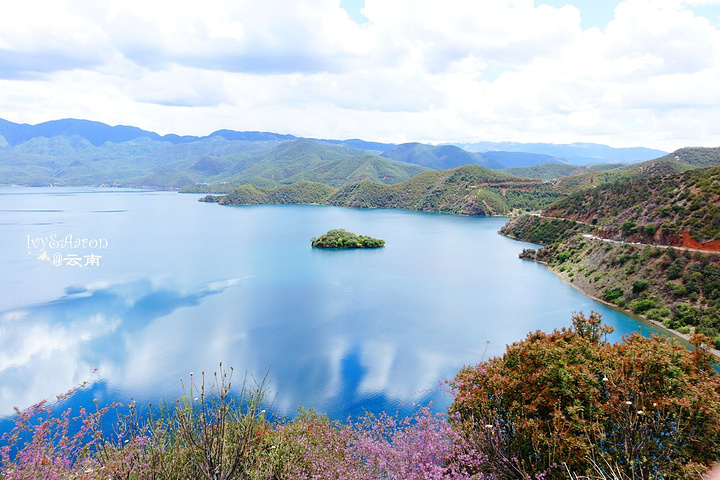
[2,314,719,479]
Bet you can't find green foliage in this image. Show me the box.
[546,164,720,243]
[279,154,427,187]
[498,215,593,246]
[655,147,720,168]
[311,229,385,249]
[551,159,695,195]
[556,252,572,264]
[327,164,560,215]
[631,279,649,294]
[603,288,624,302]
[503,162,623,181]
[450,312,720,479]
[667,258,684,280]
[621,221,638,235]
[630,298,656,314]
[218,181,337,206]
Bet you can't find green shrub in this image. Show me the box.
[667,281,687,297]
[631,299,657,314]
[632,280,649,294]
[603,288,624,302]
[667,259,684,280]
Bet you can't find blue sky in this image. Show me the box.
[540,1,618,28]
[1,0,719,150]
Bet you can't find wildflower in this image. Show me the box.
[485,424,493,429]
[637,410,644,415]
[625,401,632,405]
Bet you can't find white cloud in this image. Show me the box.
[0,0,719,149]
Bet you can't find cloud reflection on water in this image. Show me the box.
[0,277,239,416]
[0,274,445,419]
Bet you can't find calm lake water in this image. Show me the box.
[0,187,669,422]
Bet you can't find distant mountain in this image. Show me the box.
[0,118,303,148]
[0,117,689,190]
[380,143,502,170]
[282,154,427,187]
[0,133,280,187]
[0,118,164,147]
[452,141,667,165]
[503,162,623,181]
[226,139,365,180]
[187,142,427,191]
[317,138,396,153]
[482,151,567,168]
[208,130,297,143]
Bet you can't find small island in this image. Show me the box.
[311,229,385,249]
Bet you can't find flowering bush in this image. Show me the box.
[0,380,114,480]
[450,312,720,479]
[1,371,483,479]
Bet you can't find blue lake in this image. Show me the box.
[0,187,669,422]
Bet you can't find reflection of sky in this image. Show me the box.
[0,188,669,421]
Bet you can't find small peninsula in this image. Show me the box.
[311,229,385,249]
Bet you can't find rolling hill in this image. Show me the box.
[380,143,503,170]
[550,159,697,194]
[214,164,565,215]
[207,180,338,206]
[654,147,720,168]
[503,162,623,181]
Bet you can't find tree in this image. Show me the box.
[449,312,720,479]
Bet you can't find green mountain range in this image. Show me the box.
[380,142,503,170]
[0,118,679,190]
[213,164,565,216]
[452,141,668,165]
[502,162,623,181]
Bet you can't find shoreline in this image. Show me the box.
[560,270,720,359]
[501,231,720,359]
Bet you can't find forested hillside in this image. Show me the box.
[501,163,720,348]
[214,164,565,215]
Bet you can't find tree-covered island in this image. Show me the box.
[311,229,385,248]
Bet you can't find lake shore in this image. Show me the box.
[509,240,720,359]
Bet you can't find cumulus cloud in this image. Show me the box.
[0,0,719,149]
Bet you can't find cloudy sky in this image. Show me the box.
[0,0,719,150]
